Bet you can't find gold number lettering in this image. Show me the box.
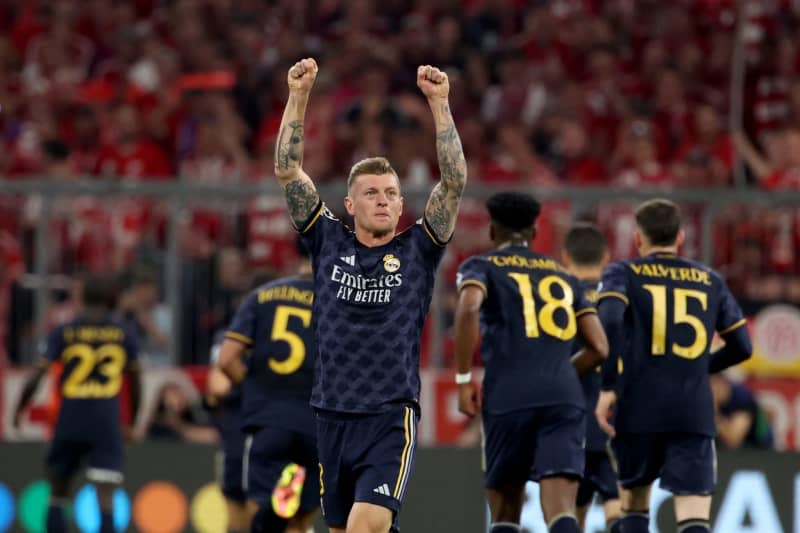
[643,284,709,360]
[269,305,312,374]
[508,274,577,340]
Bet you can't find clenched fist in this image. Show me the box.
[417,65,449,100]
[287,58,318,95]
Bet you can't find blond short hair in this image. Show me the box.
[347,157,399,191]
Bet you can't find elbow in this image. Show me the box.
[274,167,298,184]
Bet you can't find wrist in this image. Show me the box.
[455,371,472,384]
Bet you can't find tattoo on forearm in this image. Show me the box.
[426,103,467,240]
[285,179,320,227]
[276,120,305,171]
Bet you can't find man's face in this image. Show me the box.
[344,173,403,237]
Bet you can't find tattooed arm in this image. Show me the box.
[274,58,321,228]
[418,65,467,243]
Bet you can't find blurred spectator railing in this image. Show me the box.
[3,178,800,368]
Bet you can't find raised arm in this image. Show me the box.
[274,58,321,228]
[419,65,467,243]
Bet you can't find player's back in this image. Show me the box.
[47,316,138,440]
[601,252,744,435]
[573,279,608,452]
[459,245,595,414]
[226,276,317,436]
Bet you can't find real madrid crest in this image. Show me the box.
[383,253,401,272]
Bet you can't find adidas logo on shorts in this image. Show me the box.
[372,483,391,496]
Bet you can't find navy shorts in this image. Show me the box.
[576,449,619,507]
[46,434,124,484]
[244,426,319,512]
[218,432,247,502]
[316,404,418,532]
[611,432,716,495]
[482,405,585,488]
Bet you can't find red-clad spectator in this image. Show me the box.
[556,118,607,185]
[673,103,735,186]
[95,103,173,179]
[613,120,676,188]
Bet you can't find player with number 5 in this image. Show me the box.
[453,192,608,533]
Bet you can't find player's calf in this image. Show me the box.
[46,473,70,533]
[95,482,118,533]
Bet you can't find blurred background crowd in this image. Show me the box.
[0,0,797,407]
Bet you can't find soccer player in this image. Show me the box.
[13,274,142,533]
[453,192,609,533]
[273,57,467,533]
[207,334,249,533]
[217,249,318,533]
[562,223,622,532]
[595,199,753,533]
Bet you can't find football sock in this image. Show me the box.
[46,504,67,533]
[490,523,521,532]
[677,518,710,533]
[619,511,649,533]
[100,510,114,533]
[549,514,581,533]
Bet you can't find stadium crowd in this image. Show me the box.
[1,0,800,366]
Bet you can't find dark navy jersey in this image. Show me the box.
[226,277,316,435]
[573,279,607,452]
[457,246,596,415]
[598,252,746,436]
[43,316,139,439]
[298,202,446,413]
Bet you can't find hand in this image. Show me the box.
[287,58,318,95]
[417,65,449,100]
[595,390,617,438]
[123,425,143,444]
[457,382,481,417]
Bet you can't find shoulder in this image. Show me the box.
[601,260,630,279]
[400,218,448,247]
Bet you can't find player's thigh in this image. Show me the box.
[610,432,664,494]
[218,432,247,504]
[583,450,619,506]
[539,476,579,523]
[620,485,652,512]
[531,405,585,483]
[482,409,539,489]
[352,405,418,531]
[86,437,124,486]
[316,412,355,529]
[246,426,295,506]
[346,501,393,533]
[225,497,250,531]
[603,498,622,523]
[93,481,117,511]
[660,433,716,498]
[487,485,526,523]
[674,495,712,522]
[46,438,91,496]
